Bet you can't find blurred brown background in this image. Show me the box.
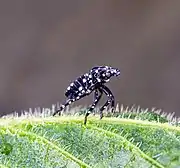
[1,1,180,116]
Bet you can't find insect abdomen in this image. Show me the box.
[65,74,88,98]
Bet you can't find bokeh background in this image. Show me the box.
[1,1,180,116]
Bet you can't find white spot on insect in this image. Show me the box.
[79,86,83,91]
[102,73,105,77]
[95,70,98,73]
[61,105,65,108]
[86,89,91,94]
[97,78,101,82]
[69,101,72,104]
[83,78,86,83]
[76,96,80,100]
[105,79,110,82]
[106,72,110,77]
[78,93,82,96]
[89,80,92,83]
[81,90,85,93]
[70,83,74,86]
[89,74,92,78]
[67,86,71,90]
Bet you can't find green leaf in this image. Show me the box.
[0,107,179,168]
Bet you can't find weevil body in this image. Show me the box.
[53,66,120,124]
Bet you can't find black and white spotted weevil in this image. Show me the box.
[53,66,120,124]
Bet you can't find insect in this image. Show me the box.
[53,66,120,124]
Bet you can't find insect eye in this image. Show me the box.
[106,72,110,77]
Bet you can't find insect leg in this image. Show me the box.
[99,85,115,119]
[84,88,103,125]
[53,98,75,116]
[94,89,99,102]
[110,95,115,112]
[88,88,103,112]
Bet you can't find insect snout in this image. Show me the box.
[115,69,120,76]
[110,68,120,77]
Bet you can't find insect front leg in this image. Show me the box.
[99,85,115,119]
[84,88,103,125]
[53,98,75,116]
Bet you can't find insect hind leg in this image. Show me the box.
[53,98,75,116]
